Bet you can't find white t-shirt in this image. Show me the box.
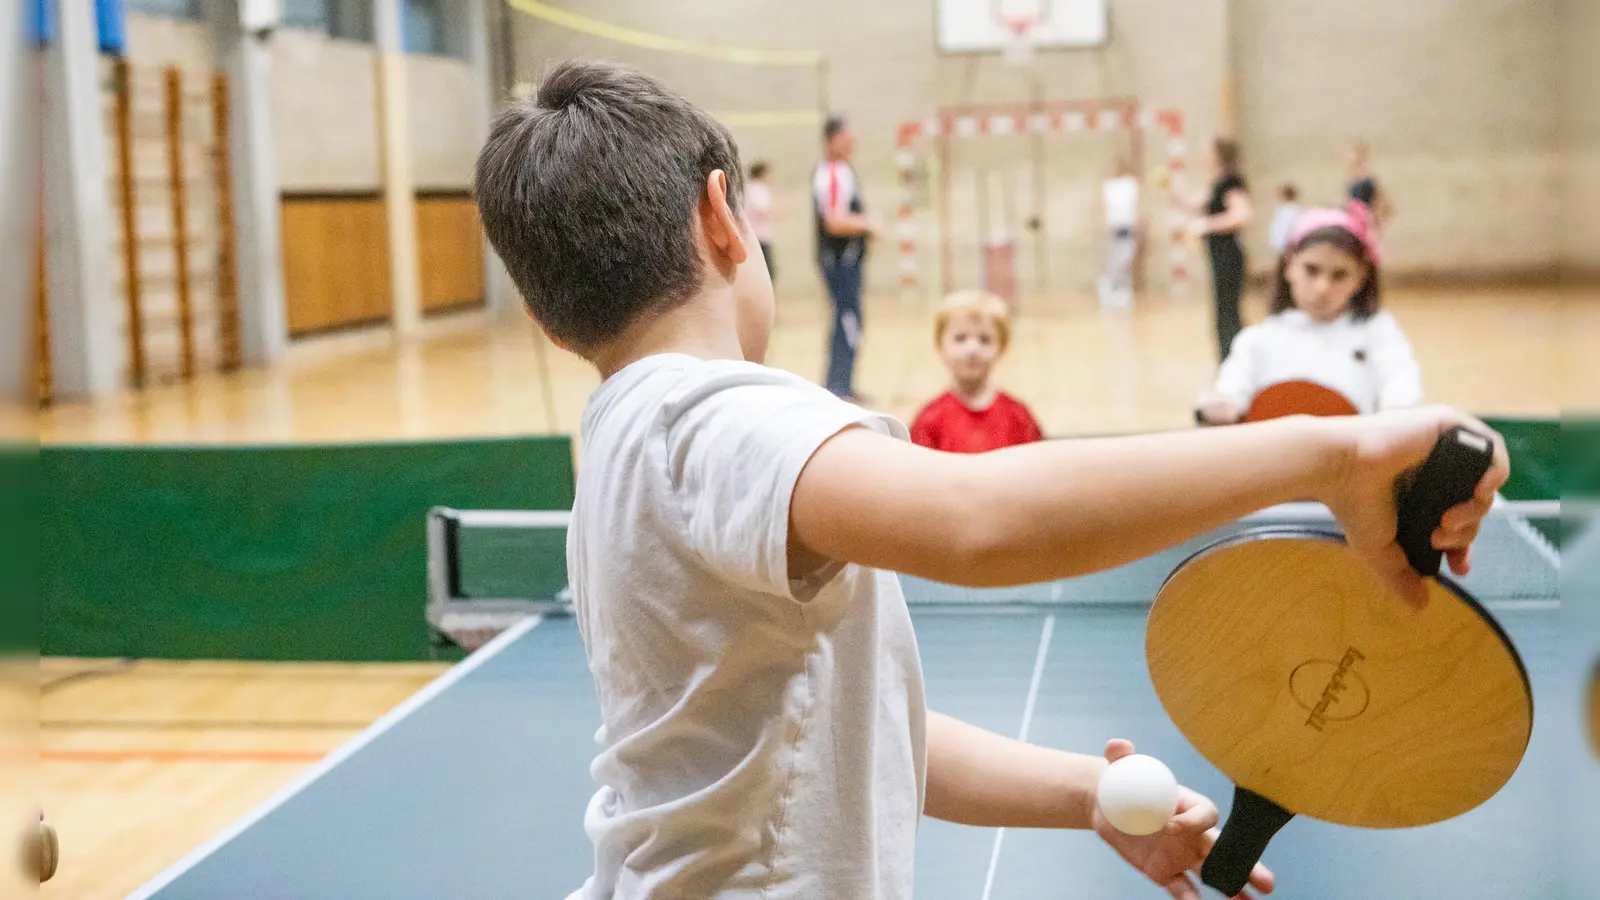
[1206,309,1424,414]
[1268,203,1304,253]
[565,353,927,900]
[1102,175,1141,230]
[813,161,858,219]
[746,180,775,243]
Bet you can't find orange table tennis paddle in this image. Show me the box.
[1146,426,1530,896]
[1242,380,1360,422]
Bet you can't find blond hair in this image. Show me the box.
[934,290,1012,352]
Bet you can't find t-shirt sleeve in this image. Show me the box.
[663,375,907,601]
[1367,313,1424,409]
[1015,403,1045,444]
[1203,320,1267,408]
[1208,324,1262,408]
[812,163,850,218]
[909,402,941,450]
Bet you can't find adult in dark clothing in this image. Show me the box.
[1174,137,1254,361]
[1346,140,1395,228]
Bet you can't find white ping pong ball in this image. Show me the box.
[1096,754,1180,836]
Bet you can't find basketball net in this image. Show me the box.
[1001,19,1036,67]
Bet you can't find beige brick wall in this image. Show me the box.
[269,29,383,192]
[508,0,1228,298]
[406,54,482,191]
[125,15,483,194]
[1235,0,1560,278]
[507,0,1560,292]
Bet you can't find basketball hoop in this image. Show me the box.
[1001,18,1037,67]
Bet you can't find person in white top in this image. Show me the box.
[1266,183,1303,255]
[1098,156,1142,309]
[473,59,1510,900]
[746,160,776,281]
[1199,200,1420,425]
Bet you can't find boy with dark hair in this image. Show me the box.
[474,59,1507,900]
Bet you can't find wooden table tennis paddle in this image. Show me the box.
[1146,426,1531,896]
[1243,380,1360,422]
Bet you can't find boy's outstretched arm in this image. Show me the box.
[789,407,1507,607]
[925,712,1275,899]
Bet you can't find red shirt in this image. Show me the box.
[910,390,1045,454]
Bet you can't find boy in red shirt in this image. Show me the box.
[911,291,1046,453]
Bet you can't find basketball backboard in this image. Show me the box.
[936,0,1108,53]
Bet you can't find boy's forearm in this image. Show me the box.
[954,416,1344,586]
[923,711,1103,829]
[792,416,1347,590]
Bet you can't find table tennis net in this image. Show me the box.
[427,502,1562,645]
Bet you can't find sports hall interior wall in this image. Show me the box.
[508,0,1561,296]
[121,11,490,338]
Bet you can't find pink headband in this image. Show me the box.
[1288,200,1383,268]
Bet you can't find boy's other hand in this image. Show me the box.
[1093,740,1274,900]
[1315,406,1509,609]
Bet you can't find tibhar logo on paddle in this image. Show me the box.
[1290,647,1370,731]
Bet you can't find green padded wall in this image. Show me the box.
[41,437,573,662]
[1481,417,1559,502]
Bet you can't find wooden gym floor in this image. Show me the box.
[35,284,1572,899]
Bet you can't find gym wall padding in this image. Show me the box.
[1481,417,1559,502]
[0,447,38,655]
[41,436,574,662]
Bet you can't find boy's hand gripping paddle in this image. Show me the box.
[1146,426,1532,896]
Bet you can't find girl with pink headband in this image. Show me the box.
[1196,200,1422,425]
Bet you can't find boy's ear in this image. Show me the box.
[700,169,749,267]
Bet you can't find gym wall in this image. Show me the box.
[1236,0,1561,282]
[506,0,1559,294]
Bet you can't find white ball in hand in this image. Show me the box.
[1096,754,1180,836]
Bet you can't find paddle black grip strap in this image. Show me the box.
[1393,426,1495,576]
[1201,787,1295,897]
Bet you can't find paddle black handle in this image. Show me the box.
[1201,787,1295,896]
[1394,426,1496,576]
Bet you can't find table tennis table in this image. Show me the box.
[128,502,1577,900]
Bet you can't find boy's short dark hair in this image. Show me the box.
[473,60,745,353]
[1280,183,1299,202]
[823,115,848,141]
[749,160,770,180]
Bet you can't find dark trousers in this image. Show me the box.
[1208,237,1246,361]
[820,254,864,397]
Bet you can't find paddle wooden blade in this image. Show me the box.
[1147,532,1532,830]
[1243,380,1359,422]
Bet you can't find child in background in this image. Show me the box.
[911,291,1044,453]
[1097,156,1142,309]
[1198,200,1421,425]
[1267,183,1303,255]
[746,161,776,282]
